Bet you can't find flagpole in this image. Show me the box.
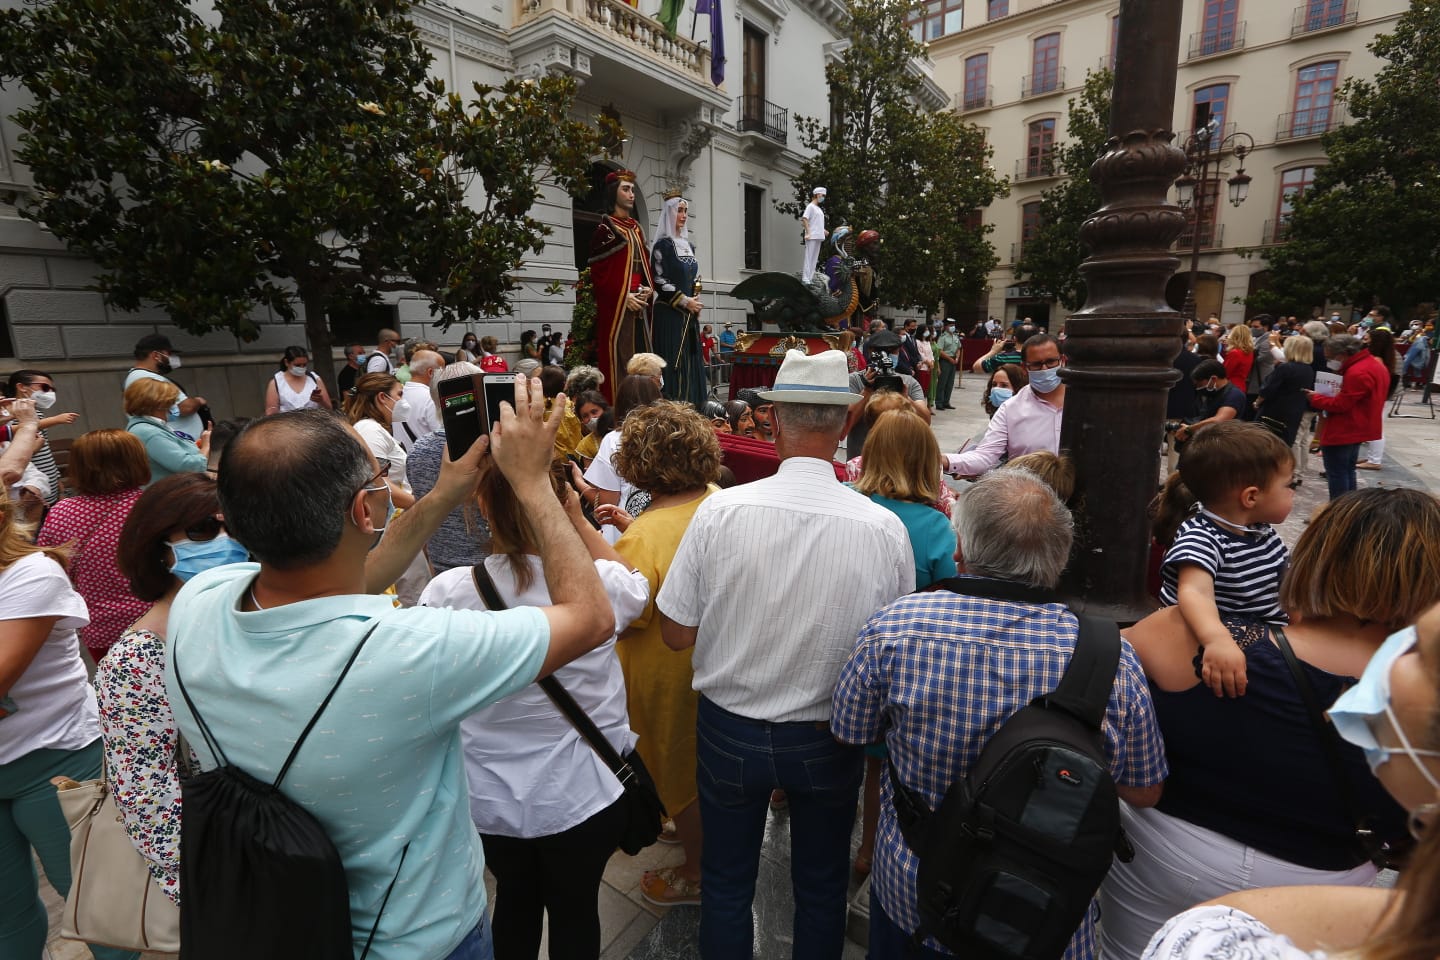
[690,0,700,40]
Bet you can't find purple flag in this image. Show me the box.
[694,0,709,13]
[708,0,725,85]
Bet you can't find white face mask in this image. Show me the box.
[29,390,57,411]
[389,396,411,422]
[167,354,183,370]
[1327,359,1343,371]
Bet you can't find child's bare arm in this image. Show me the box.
[1175,564,1248,698]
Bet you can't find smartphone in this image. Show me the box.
[438,373,519,460]
[438,374,485,460]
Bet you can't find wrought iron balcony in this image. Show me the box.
[1175,222,1225,250]
[1292,1,1358,35]
[737,95,788,145]
[957,85,993,112]
[1176,122,1237,150]
[1262,219,1291,245]
[1021,67,1065,99]
[1275,103,1347,141]
[1187,21,1246,59]
[1015,156,1062,182]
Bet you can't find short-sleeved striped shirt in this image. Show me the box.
[1158,513,1289,623]
[831,580,1169,959]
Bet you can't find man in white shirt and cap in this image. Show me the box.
[801,187,827,282]
[658,347,913,960]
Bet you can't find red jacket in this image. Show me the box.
[1223,349,1254,390]
[1310,349,1388,446]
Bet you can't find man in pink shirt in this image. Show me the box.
[945,334,1065,478]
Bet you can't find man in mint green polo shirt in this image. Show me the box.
[164,379,615,960]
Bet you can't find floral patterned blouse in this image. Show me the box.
[94,626,191,905]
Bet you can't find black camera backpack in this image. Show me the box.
[888,581,1132,960]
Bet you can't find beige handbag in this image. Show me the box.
[52,772,181,952]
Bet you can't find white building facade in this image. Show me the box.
[0,0,868,426]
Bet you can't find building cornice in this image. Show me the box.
[414,0,515,70]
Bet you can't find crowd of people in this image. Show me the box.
[1,316,1438,960]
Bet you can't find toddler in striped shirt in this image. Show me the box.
[1153,421,1298,698]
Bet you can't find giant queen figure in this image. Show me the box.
[589,170,654,396]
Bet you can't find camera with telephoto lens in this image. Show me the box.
[867,349,904,394]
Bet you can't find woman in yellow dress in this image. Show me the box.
[572,400,719,906]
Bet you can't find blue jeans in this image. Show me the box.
[1321,443,1359,500]
[869,889,951,959]
[695,696,863,960]
[442,913,494,960]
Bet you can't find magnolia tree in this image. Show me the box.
[0,0,613,387]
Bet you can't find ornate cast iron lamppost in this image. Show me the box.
[1174,111,1254,322]
[1057,0,1188,621]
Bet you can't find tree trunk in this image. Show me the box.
[301,288,340,402]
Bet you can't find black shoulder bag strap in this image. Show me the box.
[1270,625,1387,866]
[469,564,649,793]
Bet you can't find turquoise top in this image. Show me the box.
[867,494,958,589]
[163,563,550,960]
[125,414,207,485]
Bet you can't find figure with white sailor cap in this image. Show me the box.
[801,186,828,282]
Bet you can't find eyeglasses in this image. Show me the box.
[1023,358,1062,371]
[184,516,226,542]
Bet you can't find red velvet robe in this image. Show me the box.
[589,214,654,400]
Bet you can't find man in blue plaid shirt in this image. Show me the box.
[832,468,1169,960]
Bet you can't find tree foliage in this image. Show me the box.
[1012,69,1112,311]
[0,0,612,385]
[779,0,1007,315]
[1251,2,1439,318]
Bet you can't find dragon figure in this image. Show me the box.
[730,227,880,332]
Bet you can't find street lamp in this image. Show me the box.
[1174,111,1254,323]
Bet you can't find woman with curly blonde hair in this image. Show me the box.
[594,401,719,906]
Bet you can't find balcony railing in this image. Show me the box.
[1292,1,1358,35]
[1021,67,1065,99]
[737,95,788,145]
[1176,122,1237,149]
[957,85,993,112]
[1175,222,1225,250]
[517,0,711,82]
[1015,156,1062,182]
[1187,21,1246,59]
[1276,103,1347,141]
[1262,219,1291,245]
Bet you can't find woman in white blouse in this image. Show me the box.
[0,486,138,960]
[419,461,648,960]
[343,372,415,509]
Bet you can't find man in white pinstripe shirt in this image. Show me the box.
[658,349,914,960]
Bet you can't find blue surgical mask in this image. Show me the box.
[989,387,1014,407]
[169,533,250,582]
[1329,626,1440,788]
[1028,365,1063,394]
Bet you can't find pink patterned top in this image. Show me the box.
[844,456,956,518]
[94,626,190,905]
[36,489,149,656]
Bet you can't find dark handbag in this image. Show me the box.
[469,565,667,855]
[1270,625,1413,869]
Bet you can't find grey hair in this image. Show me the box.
[565,365,605,396]
[514,358,542,378]
[952,467,1074,589]
[218,410,373,569]
[1303,320,1330,341]
[431,360,482,409]
[409,350,444,379]
[1325,333,1364,357]
[773,401,848,436]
